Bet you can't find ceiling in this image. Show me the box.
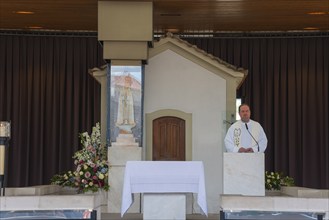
[0,0,328,34]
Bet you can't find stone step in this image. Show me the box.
[111,142,139,147]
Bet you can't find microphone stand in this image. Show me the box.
[223,113,236,125]
[245,123,260,152]
[0,137,9,196]
[0,121,10,196]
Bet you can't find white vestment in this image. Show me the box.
[224,119,268,153]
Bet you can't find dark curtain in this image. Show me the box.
[184,34,329,189]
[0,31,105,187]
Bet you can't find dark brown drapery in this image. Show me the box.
[184,34,329,189]
[0,32,104,187]
[0,31,328,189]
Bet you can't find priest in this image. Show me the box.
[224,104,268,153]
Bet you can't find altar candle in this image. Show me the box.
[0,126,5,137]
[0,145,5,175]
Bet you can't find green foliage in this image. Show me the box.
[265,171,295,190]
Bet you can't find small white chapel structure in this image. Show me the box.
[90,32,247,214]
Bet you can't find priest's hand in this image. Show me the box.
[238,147,254,153]
[246,148,254,153]
[238,147,247,153]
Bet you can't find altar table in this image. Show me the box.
[121,161,208,217]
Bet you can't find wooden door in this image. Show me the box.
[152,116,185,161]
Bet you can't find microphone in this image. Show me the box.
[245,123,260,152]
[223,120,233,125]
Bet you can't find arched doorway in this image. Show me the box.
[145,109,192,161]
[152,116,185,161]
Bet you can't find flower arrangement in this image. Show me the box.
[51,123,109,193]
[265,171,294,190]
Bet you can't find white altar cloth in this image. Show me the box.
[121,161,208,217]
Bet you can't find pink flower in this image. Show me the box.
[84,172,91,178]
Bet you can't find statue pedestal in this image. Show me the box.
[108,134,141,213]
[112,134,138,146]
[223,153,265,196]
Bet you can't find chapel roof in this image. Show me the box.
[151,32,247,89]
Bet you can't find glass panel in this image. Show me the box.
[224,211,324,219]
[108,65,143,146]
[236,98,241,120]
[222,111,236,151]
[0,210,96,219]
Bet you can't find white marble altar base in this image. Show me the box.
[143,194,186,220]
[281,186,329,198]
[5,185,62,196]
[220,194,329,219]
[0,194,103,220]
[2,185,109,219]
[223,153,265,196]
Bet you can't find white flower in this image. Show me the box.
[98,173,105,180]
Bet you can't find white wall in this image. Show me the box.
[144,49,226,213]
